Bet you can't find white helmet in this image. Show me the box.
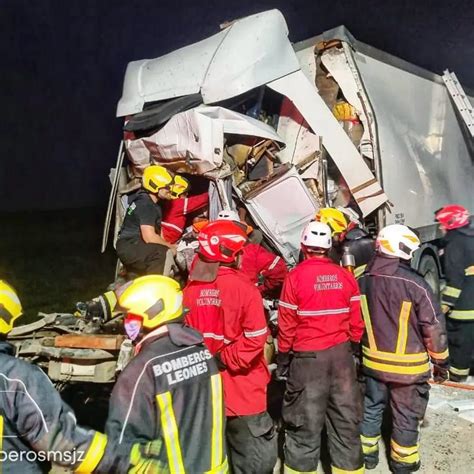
[301,222,332,249]
[376,224,420,260]
[217,209,240,221]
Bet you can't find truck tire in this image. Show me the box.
[418,254,440,297]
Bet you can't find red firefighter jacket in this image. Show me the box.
[183,267,269,417]
[278,256,364,353]
[358,255,449,383]
[161,193,209,243]
[240,243,287,296]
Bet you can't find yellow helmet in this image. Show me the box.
[117,275,183,330]
[169,175,190,199]
[315,208,348,235]
[0,280,23,335]
[142,165,174,194]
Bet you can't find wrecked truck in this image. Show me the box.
[9,10,474,393]
[102,9,474,294]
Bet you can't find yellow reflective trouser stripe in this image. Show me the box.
[361,434,381,444]
[450,366,470,376]
[362,346,428,363]
[465,266,474,276]
[395,301,412,354]
[361,434,380,454]
[363,358,430,375]
[449,310,474,320]
[332,466,364,473]
[210,374,224,470]
[361,295,377,350]
[443,286,462,298]
[283,464,317,474]
[428,349,449,360]
[156,392,185,473]
[75,432,108,473]
[391,439,420,464]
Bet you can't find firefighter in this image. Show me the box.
[100,275,228,473]
[358,224,449,472]
[315,207,375,276]
[435,204,474,382]
[216,209,288,297]
[276,221,365,474]
[116,165,180,276]
[161,175,209,244]
[0,280,108,473]
[184,220,277,474]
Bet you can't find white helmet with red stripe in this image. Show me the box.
[376,224,420,260]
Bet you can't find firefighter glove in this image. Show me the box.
[275,352,291,382]
[214,352,227,371]
[433,364,449,384]
[441,304,451,315]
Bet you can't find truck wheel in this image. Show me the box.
[418,254,440,296]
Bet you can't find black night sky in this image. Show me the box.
[2,0,473,211]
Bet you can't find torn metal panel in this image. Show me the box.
[268,71,387,216]
[276,97,321,179]
[236,166,319,265]
[320,47,374,160]
[117,10,299,117]
[295,46,318,92]
[124,94,203,132]
[125,106,284,178]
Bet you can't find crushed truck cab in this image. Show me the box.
[103,8,474,282]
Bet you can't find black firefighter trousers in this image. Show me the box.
[282,342,364,473]
[447,318,474,381]
[361,376,429,472]
[116,238,168,276]
[226,412,277,474]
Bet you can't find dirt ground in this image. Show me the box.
[368,383,474,473]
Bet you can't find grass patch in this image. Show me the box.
[0,208,117,323]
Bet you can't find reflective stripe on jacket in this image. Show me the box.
[184,267,270,417]
[277,256,364,353]
[358,255,449,383]
[441,224,474,320]
[102,324,227,473]
[0,342,105,473]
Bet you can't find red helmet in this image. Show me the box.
[435,204,470,230]
[198,220,248,263]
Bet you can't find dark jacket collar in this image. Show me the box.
[367,254,402,276]
[136,323,204,353]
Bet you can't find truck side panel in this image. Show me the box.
[354,51,474,229]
